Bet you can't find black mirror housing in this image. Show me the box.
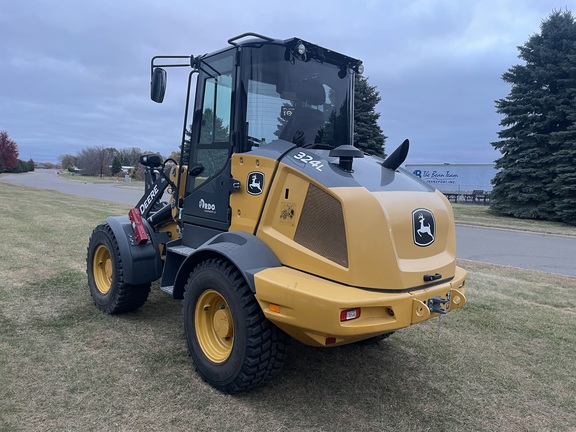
[150,68,167,103]
[140,153,163,168]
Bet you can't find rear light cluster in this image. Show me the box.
[340,308,361,322]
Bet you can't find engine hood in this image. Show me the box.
[246,142,458,291]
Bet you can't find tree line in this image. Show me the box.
[60,146,147,180]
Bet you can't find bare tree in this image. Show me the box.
[58,153,77,170]
[119,147,143,167]
[76,146,112,177]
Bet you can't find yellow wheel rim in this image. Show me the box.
[195,289,234,363]
[93,244,113,295]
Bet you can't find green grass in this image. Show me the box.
[1,182,575,431]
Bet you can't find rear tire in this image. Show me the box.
[183,258,289,394]
[86,223,150,314]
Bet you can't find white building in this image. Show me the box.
[404,163,497,193]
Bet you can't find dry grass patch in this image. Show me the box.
[1,183,575,431]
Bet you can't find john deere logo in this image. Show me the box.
[412,209,435,247]
[247,172,264,196]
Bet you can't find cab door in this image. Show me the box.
[181,50,235,243]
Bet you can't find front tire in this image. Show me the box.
[184,258,288,394]
[86,223,150,314]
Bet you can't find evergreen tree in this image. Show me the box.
[180,108,229,166]
[354,75,387,156]
[199,108,229,143]
[111,157,122,176]
[491,10,576,223]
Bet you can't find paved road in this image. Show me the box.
[456,225,576,277]
[1,169,143,205]
[3,170,575,277]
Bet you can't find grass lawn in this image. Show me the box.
[1,182,575,431]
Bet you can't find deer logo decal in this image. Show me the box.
[247,172,265,196]
[412,209,435,247]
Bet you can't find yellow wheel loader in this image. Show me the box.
[86,33,467,394]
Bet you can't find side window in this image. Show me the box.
[199,76,232,145]
[188,53,233,191]
[246,80,286,146]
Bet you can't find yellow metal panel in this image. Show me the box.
[259,166,310,239]
[169,164,188,220]
[256,164,459,291]
[229,154,278,234]
[254,265,467,347]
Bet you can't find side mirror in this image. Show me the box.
[150,68,167,103]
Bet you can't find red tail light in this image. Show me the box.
[340,308,361,322]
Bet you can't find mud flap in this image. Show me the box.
[105,215,162,285]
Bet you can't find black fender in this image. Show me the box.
[105,216,163,285]
[172,231,281,299]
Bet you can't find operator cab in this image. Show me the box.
[183,34,361,165]
[150,34,363,238]
[152,34,361,153]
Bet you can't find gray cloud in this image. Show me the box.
[0,0,565,164]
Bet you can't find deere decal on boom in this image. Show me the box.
[86,33,467,394]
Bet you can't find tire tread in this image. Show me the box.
[185,258,289,394]
[86,223,150,314]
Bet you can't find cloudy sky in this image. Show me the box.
[0,0,571,165]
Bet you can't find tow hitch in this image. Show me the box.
[412,289,465,324]
[428,294,450,315]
